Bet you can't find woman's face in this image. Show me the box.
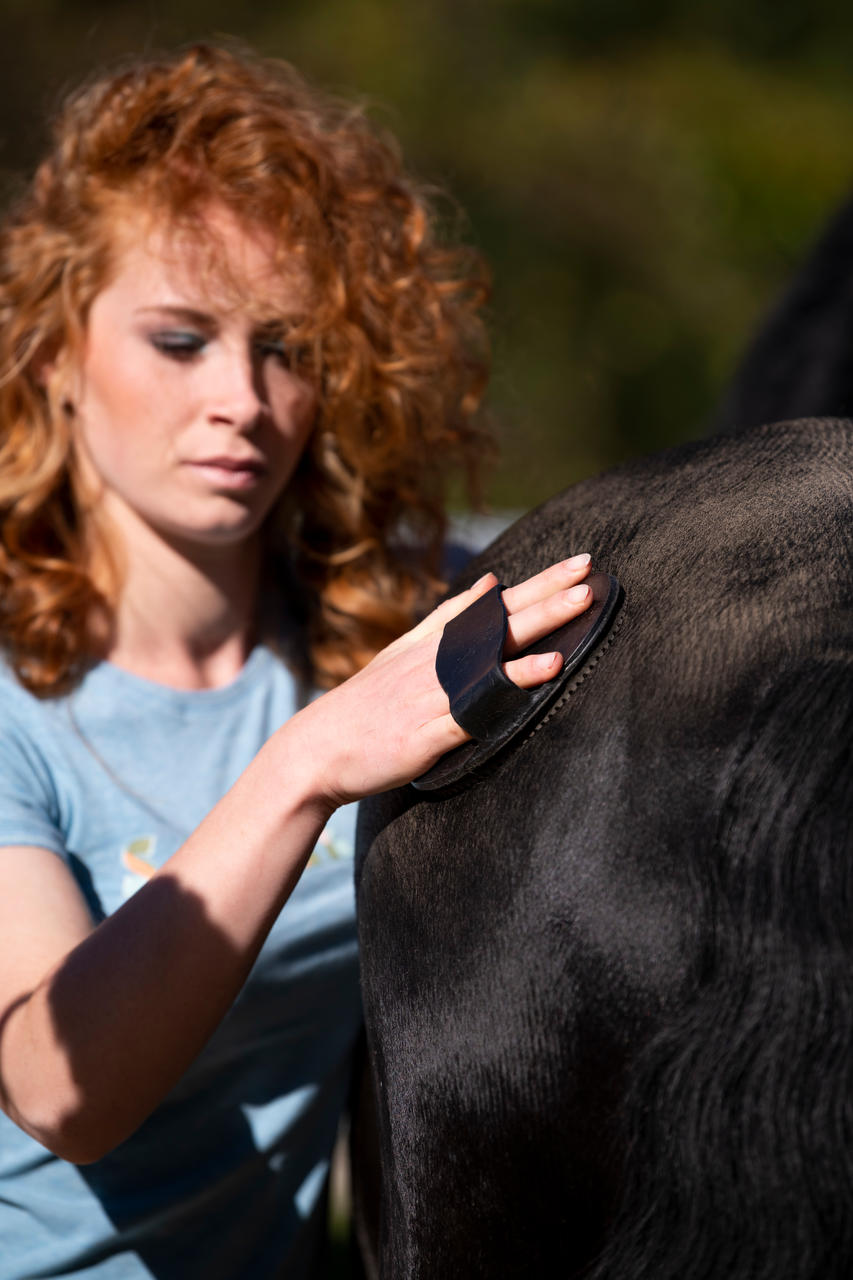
[68,208,317,562]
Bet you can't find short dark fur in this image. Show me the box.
[715,190,853,432]
[355,419,853,1278]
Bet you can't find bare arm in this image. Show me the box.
[0,562,591,1163]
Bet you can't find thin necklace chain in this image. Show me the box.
[63,645,312,836]
[65,697,189,835]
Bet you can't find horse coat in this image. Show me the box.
[354,418,853,1279]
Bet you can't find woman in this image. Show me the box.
[0,43,594,1278]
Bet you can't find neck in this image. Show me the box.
[96,517,264,691]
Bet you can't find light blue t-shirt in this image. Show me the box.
[0,646,361,1279]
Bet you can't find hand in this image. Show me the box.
[294,553,594,807]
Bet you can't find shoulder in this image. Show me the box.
[0,654,62,741]
[0,656,73,852]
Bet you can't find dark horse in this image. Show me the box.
[354,417,853,1278]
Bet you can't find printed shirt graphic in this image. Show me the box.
[0,647,360,1280]
[120,834,158,899]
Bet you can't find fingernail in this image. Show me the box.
[470,572,493,590]
[538,651,562,671]
[565,553,591,569]
[567,584,591,603]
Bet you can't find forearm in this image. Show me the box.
[0,560,594,1163]
[1,722,333,1164]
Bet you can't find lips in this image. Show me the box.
[186,455,268,490]
[192,454,266,473]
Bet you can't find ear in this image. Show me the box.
[35,343,81,416]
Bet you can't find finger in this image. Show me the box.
[436,571,499,623]
[504,582,592,655]
[421,654,562,761]
[417,710,473,756]
[501,554,591,615]
[405,570,499,643]
[503,650,564,689]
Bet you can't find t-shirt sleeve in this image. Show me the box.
[0,695,66,857]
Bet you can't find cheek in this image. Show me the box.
[270,377,317,457]
[76,399,145,470]
[75,350,180,476]
[73,387,167,499]
[73,421,139,501]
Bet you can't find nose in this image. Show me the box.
[206,346,267,432]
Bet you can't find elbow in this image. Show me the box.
[25,1117,121,1166]
[1,1001,132,1164]
[43,1124,118,1167]
[5,1088,123,1166]
[35,1101,128,1165]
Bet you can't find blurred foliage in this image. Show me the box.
[1,0,853,508]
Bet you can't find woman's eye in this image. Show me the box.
[255,337,290,364]
[255,337,312,381]
[150,332,206,360]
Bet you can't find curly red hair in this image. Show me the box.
[0,42,491,693]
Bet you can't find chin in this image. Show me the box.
[158,511,268,555]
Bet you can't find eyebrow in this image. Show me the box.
[133,305,296,334]
[134,306,216,326]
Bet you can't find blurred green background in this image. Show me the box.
[2,0,853,510]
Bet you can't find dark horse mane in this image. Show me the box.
[356,417,853,1278]
[591,647,853,1276]
[715,187,853,432]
